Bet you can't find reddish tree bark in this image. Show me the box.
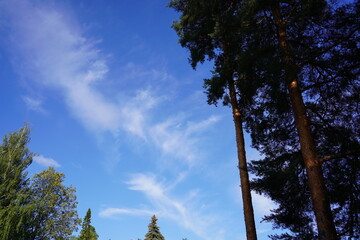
[272,7,338,240]
[225,52,257,239]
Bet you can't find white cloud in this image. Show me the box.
[23,96,46,113]
[65,82,120,132]
[252,191,276,217]
[1,0,115,130]
[33,154,61,168]
[120,89,159,139]
[121,62,174,83]
[99,208,155,218]
[150,115,220,166]
[127,173,166,198]
[101,173,225,240]
[185,115,219,134]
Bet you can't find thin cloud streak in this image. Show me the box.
[33,154,61,168]
[150,115,220,167]
[23,96,46,113]
[99,208,155,218]
[121,174,223,240]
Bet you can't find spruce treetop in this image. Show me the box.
[144,215,165,240]
[79,208,98,240]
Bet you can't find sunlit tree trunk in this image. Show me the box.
[272,7,338,240]
[225,49,257,239]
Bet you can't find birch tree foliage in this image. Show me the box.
[0,126,34,239]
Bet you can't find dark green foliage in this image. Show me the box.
[242,1,360,239]
[170,2,259,239]
[144,215,165,240]
[79,208,98,240]
[170,0,360,239]
[250,153,317,239]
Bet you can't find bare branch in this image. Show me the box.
[319,149,360,164]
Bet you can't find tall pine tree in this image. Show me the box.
[144,215,165,240]
[169,1,258,238]
[169,0,359,239]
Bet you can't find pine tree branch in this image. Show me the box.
[319,149,360,164]
[301,77,337,93]
[297,27,360,65]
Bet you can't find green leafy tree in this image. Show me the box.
[144,215,165,240]
[79,208,98,240]
[0,125,34,239]
[29,167,81,239]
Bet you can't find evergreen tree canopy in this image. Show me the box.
[169,0,359,239]
[79,208,98,240]
[144,215,165,240]
[170,1,259,238]
[239,1,360,238]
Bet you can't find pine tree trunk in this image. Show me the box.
[272,7,338,240]
[228,77,257,240]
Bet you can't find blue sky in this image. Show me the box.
[0,1,279,239]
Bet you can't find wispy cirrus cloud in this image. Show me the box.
[23,96,46,113]
[100,173,225,240]
[1,0,159,138]
[150,115,219,166]
[1,0,220,169]
[121,62,174,83]
[120,89,159,139]
[251,191,277,217]
[33,154,61,168]
[99,207,155,218]
[2,0,115,130]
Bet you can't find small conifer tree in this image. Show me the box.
[144,215,165,240]
[79,208,98,240]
